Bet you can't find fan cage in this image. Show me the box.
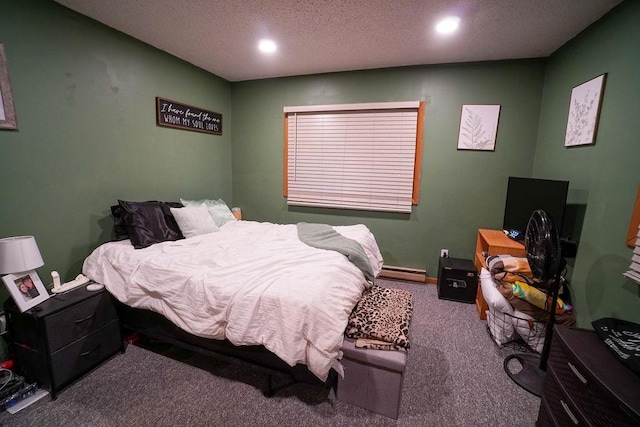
[525,209,562,282]
[486,307,546,353]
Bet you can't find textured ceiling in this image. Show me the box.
[54,0,623,82]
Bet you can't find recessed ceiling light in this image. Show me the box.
[435,17,460,34]
[258,39,277,53]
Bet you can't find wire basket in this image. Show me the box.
[486,307,546,353]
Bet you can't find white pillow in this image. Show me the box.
[180,198,237,227]
[511,309,546,353]
[480,268,513,314]
[206,204,237,226]
[170,204,219,238]
[486,308,518,347]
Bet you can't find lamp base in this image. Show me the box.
[504,353,545,397]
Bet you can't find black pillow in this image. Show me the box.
[111,205,129,241]
[118,200,184,249]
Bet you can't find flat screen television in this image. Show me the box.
[502,177,569,238]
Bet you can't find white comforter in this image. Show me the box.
[82,220,383,381]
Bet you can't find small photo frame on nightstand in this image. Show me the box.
[2,270,50,312]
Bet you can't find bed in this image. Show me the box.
[82,200,384,392]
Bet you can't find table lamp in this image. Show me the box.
[0,236,49,312]
[0,236,44,275]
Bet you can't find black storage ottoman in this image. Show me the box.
[437,257,477,303]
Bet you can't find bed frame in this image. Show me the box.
[112,298,334,396]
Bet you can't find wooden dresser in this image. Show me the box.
[473,229,525,319]
[537,325,640,426]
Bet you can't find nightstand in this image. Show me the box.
[3,286,122,399]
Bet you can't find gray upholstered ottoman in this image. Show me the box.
[336,338,408,419]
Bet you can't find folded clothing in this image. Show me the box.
[487,254,535,285]
[511,280,572,315]
[346,284,413,351]
[488,255,575,326]
[496,280,575,325]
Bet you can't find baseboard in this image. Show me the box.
[380,265,429,283]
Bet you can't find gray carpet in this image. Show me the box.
[0,280,540,426]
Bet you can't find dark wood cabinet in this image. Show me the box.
[4,286,122,399]
[537,325,640,426]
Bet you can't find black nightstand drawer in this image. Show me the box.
[50,319,121,389]
[541,368,585,426]
[536,326,640,427]
[45,292,117,351]
[536,398,559,427]
[549,336,636,426]
[4,287,123,399]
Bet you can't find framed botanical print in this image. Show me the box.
[457,105,501,151]
[564,74,607,147]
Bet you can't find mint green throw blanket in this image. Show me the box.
[297,222,375,282]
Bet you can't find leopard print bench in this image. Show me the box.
[337,285,413,419]
[345,284,413,351]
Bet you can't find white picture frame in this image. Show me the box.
[564,73,607,147]
[457,104,501,151]
[2,270,50,312]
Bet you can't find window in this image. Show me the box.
[284,101,424,213]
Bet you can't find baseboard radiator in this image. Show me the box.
[379,265,434,284]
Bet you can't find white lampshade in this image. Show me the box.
[0,236,45,274]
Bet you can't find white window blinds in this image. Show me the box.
[284,101,422,213]
[624,225,640,284]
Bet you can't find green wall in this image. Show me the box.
[231,62,545,273]
[0,0,232,297]
[533,1,640,325]
[231,2,640,326]
[1,0,637,327]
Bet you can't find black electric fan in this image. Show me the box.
[503,209,566,397]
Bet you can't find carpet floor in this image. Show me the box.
[0,279,540,426]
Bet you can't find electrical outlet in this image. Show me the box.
[440,249,449,258]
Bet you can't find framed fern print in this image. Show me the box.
[457,104,500,151]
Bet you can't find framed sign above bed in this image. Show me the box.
[156,97,222,135]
